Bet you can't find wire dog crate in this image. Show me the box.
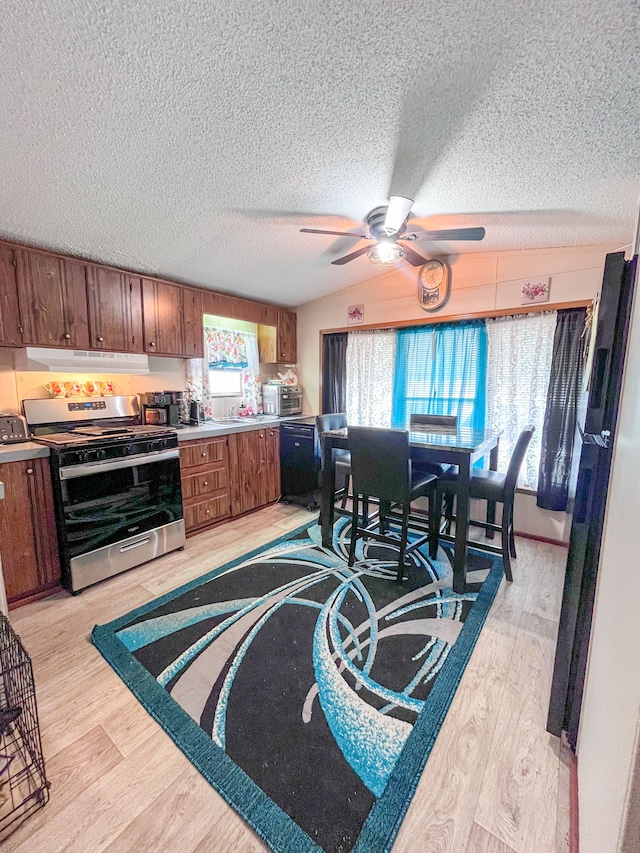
[0,614,49,840]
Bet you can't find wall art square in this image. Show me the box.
[521,277,550,304]
[347,304,364,325]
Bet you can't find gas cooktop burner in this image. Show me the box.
[72,426,134,436]
[33,424,176,448]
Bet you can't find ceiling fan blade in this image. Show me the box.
[384,196,414,234]
[301,228,368,238]
[331,245,372,265]
[407,227,486,242]
[400,245,427,267]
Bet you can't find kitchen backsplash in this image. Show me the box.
[0,349,187,412]
[0,347,285,418]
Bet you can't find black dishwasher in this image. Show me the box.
[280,418,320,510]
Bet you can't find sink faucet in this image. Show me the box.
[229,404,238,416]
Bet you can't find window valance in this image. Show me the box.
[206,326,249,369]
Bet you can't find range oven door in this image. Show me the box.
[55,448,185,591]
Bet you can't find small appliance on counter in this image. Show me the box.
[262,384,303,417]
[0,414,29,444]
[141,391,187,428]
[188,400,205,426]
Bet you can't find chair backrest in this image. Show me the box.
[504,425,536,493]
[348,426,411,503]
[316,413,347,433]
[409,413,458,431]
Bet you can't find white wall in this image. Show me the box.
[296,243,614,543]
[577,259,640,852]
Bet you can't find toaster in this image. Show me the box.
[0,414,29,444]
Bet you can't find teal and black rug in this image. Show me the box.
[92,517,503,853]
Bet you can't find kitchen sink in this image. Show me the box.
[212,416,274,424]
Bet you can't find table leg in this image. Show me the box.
[453,457,470,594]
[486,441,500,540]
[321,439,336,548]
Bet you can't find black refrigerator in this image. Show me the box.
[547,251,637,748]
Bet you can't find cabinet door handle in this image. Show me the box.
[203,481,208,486]
[26,468,33,474]
[97,335,104,343]
[149,341,156,347]
[202,451,207,457]
[64,333,71,340]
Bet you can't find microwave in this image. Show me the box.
[262,385,303,416]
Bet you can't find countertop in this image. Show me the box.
[0,415,316,460]
[0,441,50,462]
[176,414,315,441]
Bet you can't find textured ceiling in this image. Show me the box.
[0,0,638,307]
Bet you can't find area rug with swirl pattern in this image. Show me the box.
[92,516,503,853]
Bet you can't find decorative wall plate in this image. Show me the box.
[418,259,450,312]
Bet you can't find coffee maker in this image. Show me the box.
[141,392,186,428]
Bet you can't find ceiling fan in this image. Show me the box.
[300,196,485,266]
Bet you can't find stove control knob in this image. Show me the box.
[78,451,89,463]
[122,444,134,456]
[97,449,107,460]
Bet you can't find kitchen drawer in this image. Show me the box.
[183,494,231,530]
[181,467,228,500]
[179,437,228,469]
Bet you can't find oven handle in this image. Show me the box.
[59,447,180,480]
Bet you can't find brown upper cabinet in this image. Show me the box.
[257,310,297,363]
[277,309,297,363]
[142,278,186,356]
[202,290,278,326]
[0,238,286,360]
[182,287,204,358]
[86,267,143,352]
[0,244,22,346]
[15,248,90,348]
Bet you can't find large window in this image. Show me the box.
[335,311,573,494]
[391,320,487,432]
[345,330,396,427]
[486,312,557,489]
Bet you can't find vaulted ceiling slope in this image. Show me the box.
[0,1,638,308]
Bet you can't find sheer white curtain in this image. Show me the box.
[486,312,557,489]
[345,330,396,427]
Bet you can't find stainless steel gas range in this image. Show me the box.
[23,395,186,594]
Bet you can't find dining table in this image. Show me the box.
[319,425,502,594]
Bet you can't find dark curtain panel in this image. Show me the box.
[321,332,348,414]
[537,308,587,511]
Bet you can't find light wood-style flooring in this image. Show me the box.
[2,503,571,852]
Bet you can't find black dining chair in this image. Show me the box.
[409,413,458,478]
[434,425,535,581]
[316,413,351,510]
[409,413,458,529]
[347,426,438,582]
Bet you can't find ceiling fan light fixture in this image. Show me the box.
[383,196,414,234]
[367,241,405,265]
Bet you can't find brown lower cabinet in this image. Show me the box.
[228,428,280,516]
[0,458,61,607]
[179,437,232,533]
[179,428,280,534]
